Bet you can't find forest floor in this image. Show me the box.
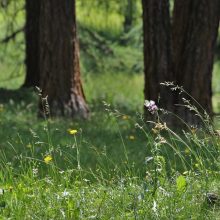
[0,70,220,219]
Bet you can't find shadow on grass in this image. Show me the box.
[0,87,37,104]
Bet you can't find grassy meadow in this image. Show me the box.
[0,1,220,219]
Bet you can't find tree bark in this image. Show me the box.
[172,0,220,124]
[39,0,89,118]
[142,0,174,122]
[23,0,40,88]
[142,0,220,126]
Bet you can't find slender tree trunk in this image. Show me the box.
[123,0,135,33]
[23,0,40,88]
[39,0,89,118]
[172,0,220,124]
[142,0,174,122]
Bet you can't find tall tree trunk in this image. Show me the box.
[172,0,220,124]
[142,0,220,126]
[39,0,89,118]
[142,0,174,122]
[123,0,135,33]
[23,0,40,88]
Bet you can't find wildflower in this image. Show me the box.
[44,155,52,164]
[144,100,158,114]
[129,135,135,140]
[68,129,77,135]
[152,122,167,134]
[155,122,167,130]
[32,168,38,177]
[62,189,70,197]
[159,136,166,144]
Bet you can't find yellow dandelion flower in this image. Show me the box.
[129,135,135,140]
[44,155,52,164]
[68,129,77,135]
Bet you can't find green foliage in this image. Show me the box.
[0,0,25,85]
[212,62,220,113]
[77,0,143,74]
[77,0,124,38]
[0,89,220,218]
[0,0,144,84]
[176,175,186,193]
[0,81,219,218]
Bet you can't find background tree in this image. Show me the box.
[23,0,40,87]
[172,0,220,123]
[142,0,220,126]
[123,0,136,33]
[142,0,174,122]
[39,0,89,118]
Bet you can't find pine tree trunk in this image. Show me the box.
[23,0,40,88]
[172,0,220,124]
[39,0,89,118]
[142,0,174,123]
[142,0,220,127]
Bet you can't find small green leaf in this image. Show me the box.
[176,175,186,192]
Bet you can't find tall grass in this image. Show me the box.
[0,86,219,218]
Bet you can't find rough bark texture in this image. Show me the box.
[142,0,174,122]
[23,0,40,87]
[39,0,89,118]
[172,0,220,124]
[142,0,220,126]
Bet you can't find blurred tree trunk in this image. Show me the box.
[23,0,40,87]
[123,0,135,33]
[172,0,220,124]
[39,0,89,118]
[142,0,175,123]
[142,0,220,126]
